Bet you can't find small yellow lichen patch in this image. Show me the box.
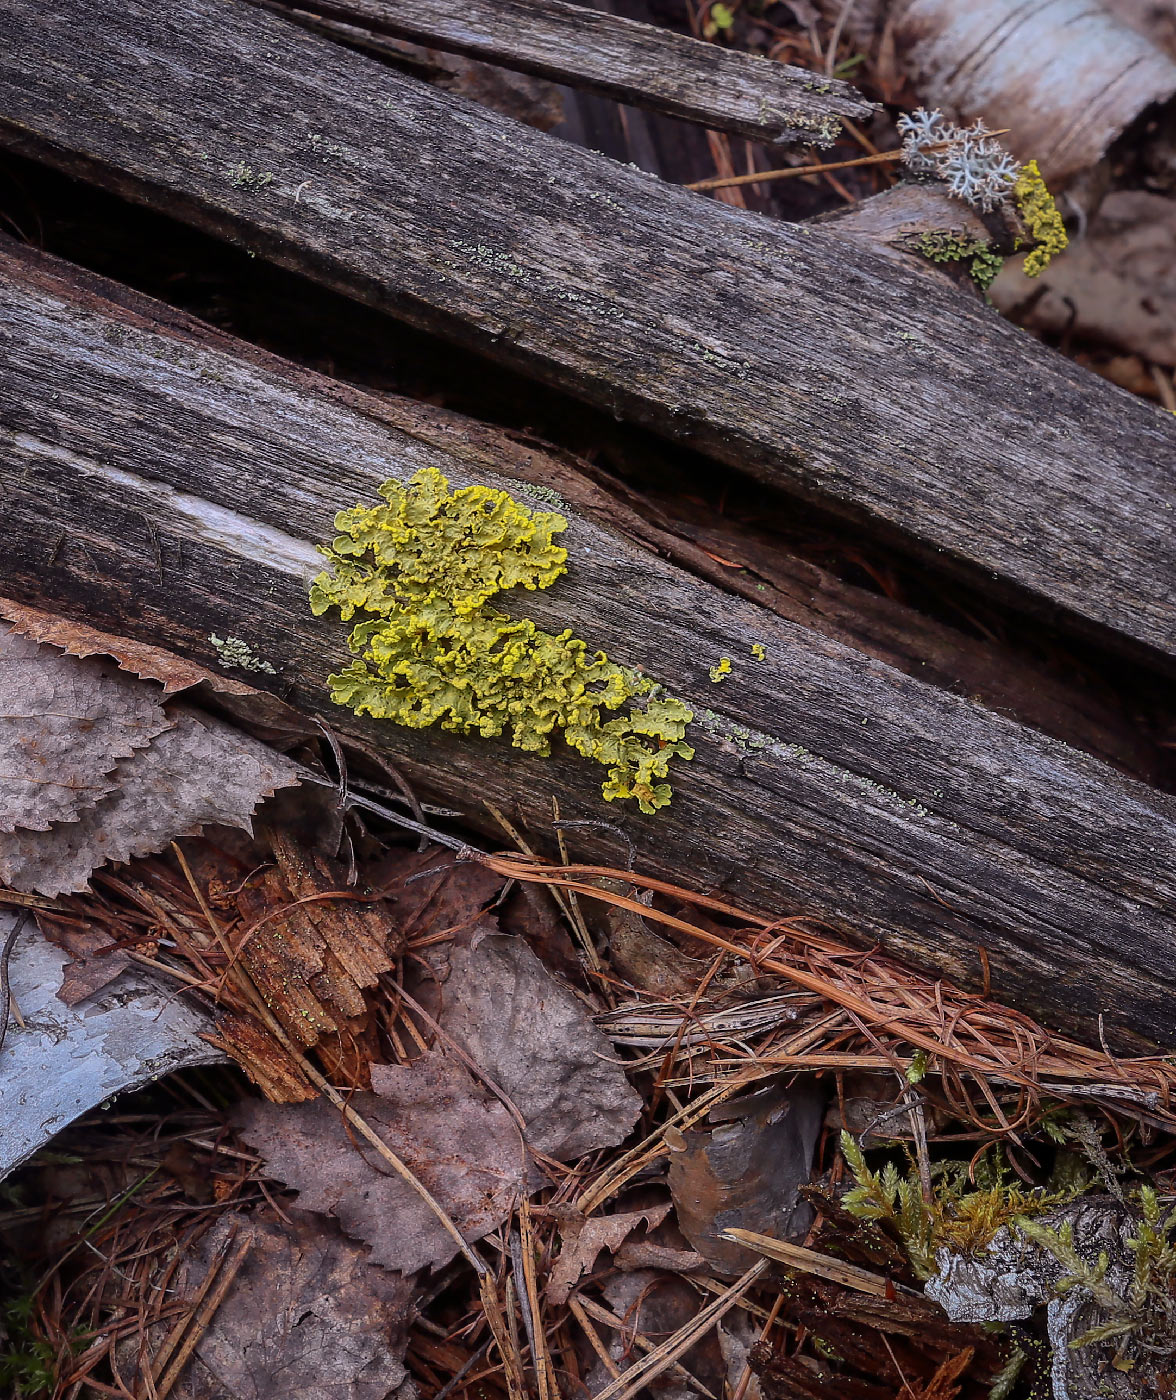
[1013,160,1068,277]
[709,657,733,682]
[309,468,693,813]
[750,643,766,661]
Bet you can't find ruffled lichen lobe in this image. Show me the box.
[309,467,693,813]
[1013,160,1068,277]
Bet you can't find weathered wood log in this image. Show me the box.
[3,0,1176,675]
[260,0,874,145]
[3,241,1176,1052]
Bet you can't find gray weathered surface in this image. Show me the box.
[3,245,1176,1051]
[2,0,1175,672]
[0,914,223,1178]
[262,0,873,144]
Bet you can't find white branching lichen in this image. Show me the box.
[897,108,1020,212]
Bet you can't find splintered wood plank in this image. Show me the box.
[1,0,1175,671]
[2,241,1176,1051]
[260,0,875,145]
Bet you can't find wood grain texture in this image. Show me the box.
[260,0,874,144]
[2,241,1176,1051]
[1,0,1175,672]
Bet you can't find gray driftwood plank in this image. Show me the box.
[261,0,873,145]
[2,243,1176,1052]
[1,0,1175,671]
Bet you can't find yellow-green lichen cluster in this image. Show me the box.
[309,467,694,813]
[907,232,1005,292]
[1013,160,1068,277]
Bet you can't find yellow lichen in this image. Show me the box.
[309,468,694,814]
[1013,160,1068,277]
[750,643,766,661]
[709,657,733,682]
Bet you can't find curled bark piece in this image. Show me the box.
[0,918,224,1179]
[889,0,1176,185]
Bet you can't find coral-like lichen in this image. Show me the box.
[897,112,1066,280]
[898,109,1019,211]
[1013,159,1068,277]
[309,468,694,813]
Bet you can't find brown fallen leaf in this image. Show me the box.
[547,1202,672,1305]
[0,596,317,750]
[667,1081,824,1274]
[0,622,171,833]
[235,1048,534,1273]
[439,932,643,1160]
[0,707,303,895]
[0,595,255,694]
[119,1211,417,1400]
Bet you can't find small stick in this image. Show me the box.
[0,910,30,1056]
[149,1222,239,1386]
[720,1228,906,1297]
[574,1294,721,1400]
[517,1201,558,1400]
[589,1261,767,1400]
[686,130,1011,193]
[479,1271,529,1400]
[154,1232,253,1399]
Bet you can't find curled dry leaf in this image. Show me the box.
[667,1081,824,1275]
[118,1211,417,1400]
[547,1201,672,1305]
[235,1048,535,1274]
[0,706,302,895]
[439,931,643,1160]
[0,595,255,694]
[0,622,171,833]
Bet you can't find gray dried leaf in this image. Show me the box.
[547,1202,671,1305]
[439,932,642,1160]
[236,1048,533,1274]
[0,623,170,833]
[0,707,303,895]
[123,1211,417,1400]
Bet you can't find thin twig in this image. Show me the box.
[589,1261,767,1400]
[153,1232,253,1399]
[0,909,30,1055]
[686,130,1011,193]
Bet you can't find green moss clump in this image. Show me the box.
[310,467,694,813]
[840,1131,1085,1279]
[1013,160,1068,277]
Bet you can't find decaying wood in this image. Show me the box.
[3,0,1176,675]
[260,0,874,145]
[4,242,1176,1052]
